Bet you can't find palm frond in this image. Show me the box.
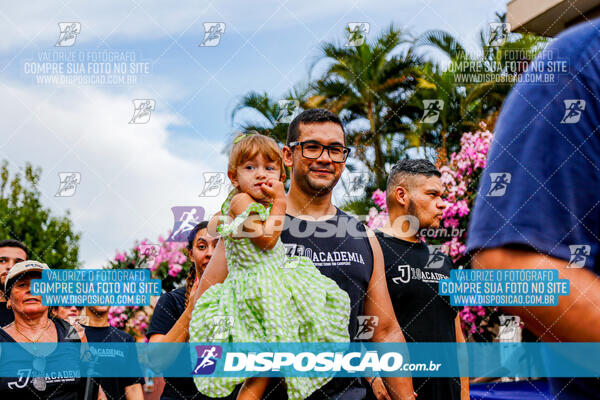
[231,91,277,126]
[415,30,466,60]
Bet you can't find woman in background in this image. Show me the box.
[51,306,83,322]
[147,222,238,400]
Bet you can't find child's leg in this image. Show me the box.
[236,377,270,400]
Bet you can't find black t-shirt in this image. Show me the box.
[147,287,239,400]
[147,287,198,399]
[0,317,87,399]
[82,324,144,400]
[375,230,460,400]
[0,301,15,327]
[276,210,374,400]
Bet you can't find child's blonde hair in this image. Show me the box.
[228,132,285,178]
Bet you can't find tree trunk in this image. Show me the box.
[435,130,448,169]
[368,104,385,188]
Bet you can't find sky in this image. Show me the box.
[0,0,507,267]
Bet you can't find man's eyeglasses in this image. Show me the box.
[288,141,351,163]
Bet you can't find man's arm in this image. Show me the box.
[365,232,415,400]
[454,316,469,400]
[124,383,144,400]
[473,247,600,342]
[198,238,228,297]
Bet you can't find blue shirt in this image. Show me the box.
[467,18,600,399]
[467,19,600,269]
[82,325,144,400]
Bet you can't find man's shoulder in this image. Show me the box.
[547,18,600,75]
[336,208,368,230]
[283,208,368,235]
[555,18,600,48]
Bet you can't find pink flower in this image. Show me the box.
[367,207,388,230]
[444,237,466,260]
[168,263,182,277]
[114,252,126,262]
[443,218,459,229]
[371,189,387,211]
[456,200,470,217]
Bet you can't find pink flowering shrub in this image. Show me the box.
[108,232,189,292]
[367,123,501,340]
[458,306,499,339]
[107,231,191,338]
[108,305,152,339]
[437,122,493,263]
[367,189,388,229]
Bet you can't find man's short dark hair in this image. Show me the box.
[387,159,441,195]
[286,109,346,145]
[0,239,29,258]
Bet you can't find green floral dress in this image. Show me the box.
[190,189,351,400]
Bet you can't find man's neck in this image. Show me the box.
[286,181,337,219]
[86,311,109,327]
[380,212,420,243]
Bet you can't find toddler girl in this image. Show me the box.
[189,132,351,400]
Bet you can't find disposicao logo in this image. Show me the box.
[222,351,404,373]
[192,345,222,375]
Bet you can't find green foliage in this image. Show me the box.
[0,160,80,268]
[412,12,548,159]
[232,14,547,199]
[230,91,290,144]
[310,24,422,189]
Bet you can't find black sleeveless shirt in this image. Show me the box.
[276,208,375,400]
[0,317,87,399]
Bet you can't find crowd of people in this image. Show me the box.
[1,17,599,400]
[0,110,468,400]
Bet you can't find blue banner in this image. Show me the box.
[30,269,161,306]
[439,269,569,306]
[0,343,599,378]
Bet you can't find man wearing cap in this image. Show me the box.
[0,239,29,327]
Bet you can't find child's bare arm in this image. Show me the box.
[229,181,286,250]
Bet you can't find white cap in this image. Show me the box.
[4,260,50,293]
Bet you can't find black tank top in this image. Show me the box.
[0,317,86,399]
[277,208,374,400]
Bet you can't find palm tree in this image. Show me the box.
[408,61,467,166]
[413,12,547,164]
[309,24,422,189]
[230,83,311,145]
